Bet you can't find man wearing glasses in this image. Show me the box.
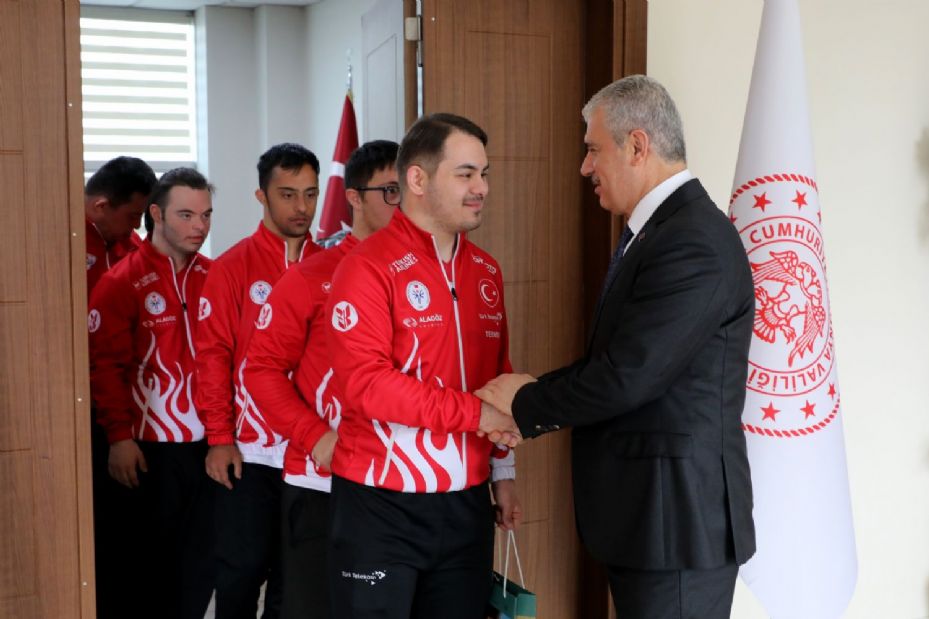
[245,140,400,618]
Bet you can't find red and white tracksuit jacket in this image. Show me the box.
[88,240,211,444]
[326,210,516,493]
[194,222,320,468]
[244,234,360,492]
[85,218,142,297]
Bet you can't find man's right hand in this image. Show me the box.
[205,444,243,490]
[108,439,147,488]
[478,401,522,448]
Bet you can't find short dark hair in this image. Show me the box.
[144,167,214,234]
[396,113,488,188]
[344,140,400,189]
[257,143,320,192]
[84,156,157,207]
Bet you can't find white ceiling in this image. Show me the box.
[80,0,320,10]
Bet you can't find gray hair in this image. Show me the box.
[582,75,687,163]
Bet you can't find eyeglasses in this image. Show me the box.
[355,184,402,205]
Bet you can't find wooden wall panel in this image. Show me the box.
[0,0,24,151]
[0,306,32,451]
[423,1,585,616]
[0,452,37,597]
[0,0,93,616]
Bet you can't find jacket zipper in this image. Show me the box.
[431,235,468,483]
[168,254,198,359]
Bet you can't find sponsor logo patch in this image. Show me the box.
[87,309,101,333]
[332,301,359,332]
[256,303,273,329]
[389,252,418,273]
[198,297,212,321]
[132,272,159,290]
[340,569,387,586]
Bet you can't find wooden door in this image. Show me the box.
[0,0,95,617]
[421,2,587,616]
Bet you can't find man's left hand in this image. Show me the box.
[491,479,523,531]
[475,373,536,416]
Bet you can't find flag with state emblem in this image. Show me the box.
[728,0,857,617]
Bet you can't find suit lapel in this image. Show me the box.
[585,179,709,352]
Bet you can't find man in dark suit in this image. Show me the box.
[476,75,756,619]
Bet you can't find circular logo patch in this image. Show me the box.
[87,309,101,333]
[198,297,212,321]
[331,301,359,332]
[478,279,500,308]
[86,253,97,270]
[144,292,167,316]
[249,280,272,305]
[405,281,431,311]
[256,303,273,329]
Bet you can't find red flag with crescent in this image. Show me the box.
[317,93,358,240]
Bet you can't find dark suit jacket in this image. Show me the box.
[513,179,756,570]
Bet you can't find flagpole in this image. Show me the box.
[346,48,353,99]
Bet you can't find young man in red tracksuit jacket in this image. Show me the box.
[82,155,157,619]
[88,167,216,619]
[195,143,322,619]
[244,140,411,618]
[324,114,523,619]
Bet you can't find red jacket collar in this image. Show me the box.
[339,233,359,252]
[137,238,200,277]
[254,221,315,263]
[392,208,464,262]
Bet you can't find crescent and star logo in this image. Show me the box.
[256,303,273,330]
[198,297,212,321]
[144,292,167,316]
[249,280,272,305]
[478,279,499,308]
[332,301,359,332]
[87,309,101,333]
[405,280,431,311]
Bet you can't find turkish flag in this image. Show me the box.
[729,1,856,617]
[317,93,358,240]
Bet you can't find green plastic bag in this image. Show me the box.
[488,530,536,619]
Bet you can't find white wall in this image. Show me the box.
[195,4,317,256]
[649,1,929,617]
[196,6,259,257]
[304,0,377,220]
[195,0,383,254]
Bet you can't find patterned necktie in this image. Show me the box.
[597,225,635,309]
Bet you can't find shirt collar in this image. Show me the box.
[627,169,693,237]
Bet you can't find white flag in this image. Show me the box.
[729,1,857,617]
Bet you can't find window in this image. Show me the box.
[80,7,198,177]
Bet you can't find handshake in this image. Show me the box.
[474,373,536,448]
